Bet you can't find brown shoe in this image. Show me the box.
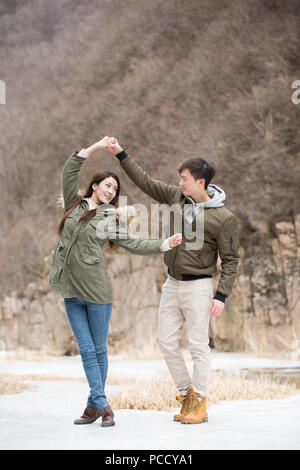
[173,387,194,422]
[181,395,208,424]
[101,405,115,427]
[74,405,102,425]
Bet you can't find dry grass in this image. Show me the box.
[1,370,297,409]
[0,373,86,395]
[2,348,65,362]
[106,372,298,411]
[117,342,164,360]
[0,374,34,395]
[209,371,297,404]
[2,344,184,362]
[17,374,85,382]
[114,343,191,361]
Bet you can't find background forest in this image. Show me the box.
[0,0,299,356]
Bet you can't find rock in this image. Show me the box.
[2,296,22,320]
[23,282,38,300]
[0,216,299,357]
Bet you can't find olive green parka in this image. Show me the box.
[48,151,165,304]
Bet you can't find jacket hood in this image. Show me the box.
[184,183,226,208]
[205,183,226,207]
[98,204,138,227]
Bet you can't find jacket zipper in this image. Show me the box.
[172,245,178,277]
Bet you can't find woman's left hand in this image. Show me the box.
[168,233,183,248]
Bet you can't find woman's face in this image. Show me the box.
[92,177,119,204]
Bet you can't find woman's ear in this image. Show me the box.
[92,182,98,192]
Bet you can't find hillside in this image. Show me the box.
[0,0,299,354]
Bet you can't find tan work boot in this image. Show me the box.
[173,388,194,422]
[181,393,208,424]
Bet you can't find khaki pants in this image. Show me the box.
[157,275,213,398]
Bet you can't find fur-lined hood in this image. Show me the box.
[100,204,138,227]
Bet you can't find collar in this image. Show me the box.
[82,197,101,210]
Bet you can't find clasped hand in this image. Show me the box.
[95,136,123,154]
[94,136,224,317]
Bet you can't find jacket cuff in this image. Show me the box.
[213,291,227,303]
[115,150,128,161]
[77,149,90,158]
[160,238,171,252]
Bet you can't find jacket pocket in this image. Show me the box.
[81,253,103,265]
[53,241,65,260]
[49,265,63,288]
[56,240,68,259]
[197,248,216,268]
[230,235,239,255]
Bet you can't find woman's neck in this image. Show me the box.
[90,194,100,205]
[84,196,100,210]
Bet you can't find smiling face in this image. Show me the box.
[92,176,119,205]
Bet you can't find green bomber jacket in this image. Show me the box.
[115,150,240,302]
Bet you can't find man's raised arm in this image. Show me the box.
[107,138,179,204]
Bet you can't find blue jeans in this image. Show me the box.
[64,298,112,410]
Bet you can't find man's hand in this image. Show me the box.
[209,299,224,317]
[106,137,123,155]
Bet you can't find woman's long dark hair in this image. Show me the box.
[57,170,121,250]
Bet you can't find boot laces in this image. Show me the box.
[189,399,201,412]
[181,395,192,411]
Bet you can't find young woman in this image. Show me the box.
[48,136,182,428]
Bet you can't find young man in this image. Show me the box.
[106,137,240,424]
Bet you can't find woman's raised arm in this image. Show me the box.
[61,137,112,209]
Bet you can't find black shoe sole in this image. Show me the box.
[74,416,101,425]
[181,418,208,424]
[101,421,115,427]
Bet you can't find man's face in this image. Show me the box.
[179,168,204,197]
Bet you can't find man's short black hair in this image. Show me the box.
[178,158,216,190]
